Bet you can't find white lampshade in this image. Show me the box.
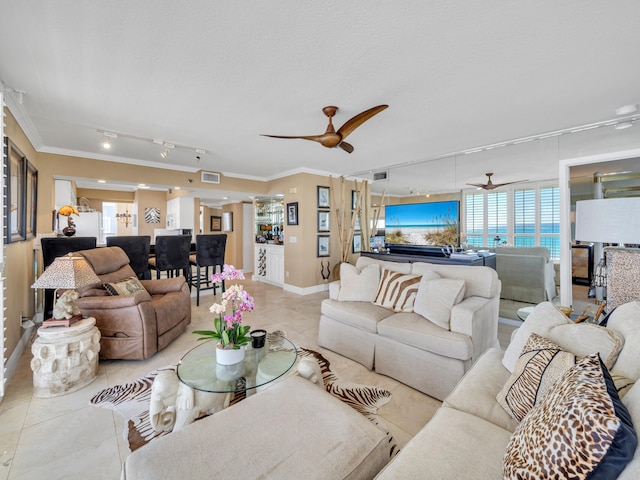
[575,198,640,244]
[31,255,101,290]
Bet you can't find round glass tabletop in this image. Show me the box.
[176,335,297,393]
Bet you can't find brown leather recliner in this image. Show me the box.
[74,246,191,360]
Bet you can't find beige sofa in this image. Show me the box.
[318,256,501,400]
[376,301,640,479]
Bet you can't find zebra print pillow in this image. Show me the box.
[373,269,421,313]
[497,333,578,422]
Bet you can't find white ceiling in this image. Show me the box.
[1,1,640,204]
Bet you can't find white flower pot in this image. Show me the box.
[216,343,245,365]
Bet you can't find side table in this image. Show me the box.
[30,317,101,398]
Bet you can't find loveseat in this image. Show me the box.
[74,246,191,360]
[375,301,640,479]
[318,256,501,400]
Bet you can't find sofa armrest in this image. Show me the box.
[328,281,341,300]
[141,277,186,295]
[450,295,500,362]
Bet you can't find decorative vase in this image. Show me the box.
[62,226,76,237]
[215,343,245,365]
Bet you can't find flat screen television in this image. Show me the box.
[384,200,460,253]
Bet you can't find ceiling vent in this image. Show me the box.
[201,171,221,184]
[373,170,388,181]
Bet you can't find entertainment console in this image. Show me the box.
[361,250,496,269]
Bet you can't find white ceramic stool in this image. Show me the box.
[31,317,101,398]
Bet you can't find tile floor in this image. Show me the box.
[0,278,517,480]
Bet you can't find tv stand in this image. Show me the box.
[361,250,496,269]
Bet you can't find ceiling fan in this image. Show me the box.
[466,173,529,190]
[261,104,388,153]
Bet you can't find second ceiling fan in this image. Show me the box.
[466,173,529,190]
[261,104,388,153]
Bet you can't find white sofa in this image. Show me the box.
[318,256,501,400]
[376,301,640,479]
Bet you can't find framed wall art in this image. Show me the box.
[145,207,161,224]
[317,210,330,232]
[352,233,362,253]
[317,235,330,257]
[317,186,330,208]
[287,202,298,225]
[223,211,234,232]
[210,215,222,231]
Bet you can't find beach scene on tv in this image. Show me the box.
[384,201,459,246]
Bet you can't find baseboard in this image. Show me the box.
[283,282,329,296]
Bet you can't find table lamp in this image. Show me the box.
[31,254,101,328]
[575,198,640,302]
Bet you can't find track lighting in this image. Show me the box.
[161,149,169,158]
[615,121,634,130]
[100,131,117,149]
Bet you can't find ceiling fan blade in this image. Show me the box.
[337,105,388,140]
[339,141,354,153]
[260,134,325,143]
[492,180,529,188]
[466,183,487,189]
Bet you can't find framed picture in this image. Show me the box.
[353,213,360,231]
[210,215,222,231]
[5,139,26,243]
[317,210,330,232]
[317,235,330,257]
[25,160,38,240]
[352,190,358,210]
[287,202,298,225]
[352,233,362,253]
[317,186,330,209]
[145,207,161,223]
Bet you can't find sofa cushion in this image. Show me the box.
[373,269,421,313]
[321,299,390,334]
[503,354,637,480]
[497,333,577,422]
[444,348,519,433]
[503,302,624,373]
[414,271,465,330]
[606,301,640,382]
[337,263,380,302]
[104,276,148,296]
[375,406,513,480]
[411,261,499,299]
[378,312,472,361]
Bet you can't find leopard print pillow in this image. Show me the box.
[503,353,637,480]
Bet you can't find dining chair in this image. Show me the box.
[106,235,151,280]
[149,235,192,284]
[189,234,227,306]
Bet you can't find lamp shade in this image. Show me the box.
[575,198,640,244]
[31,255,101,290]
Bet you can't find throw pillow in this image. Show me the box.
[104,276,147,296]
[373,268,421,313]
[337,263,380,302]
[502,301,624,373]
[413,271,466,330]
[503,354,637,480]
[497,333,578,422]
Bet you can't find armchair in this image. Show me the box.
[74,246,191,360]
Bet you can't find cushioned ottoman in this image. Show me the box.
[121,375,391,480]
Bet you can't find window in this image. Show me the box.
[463,183,560,260]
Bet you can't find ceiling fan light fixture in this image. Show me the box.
[615,121,634,130]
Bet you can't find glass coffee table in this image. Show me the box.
[177,335,297,393]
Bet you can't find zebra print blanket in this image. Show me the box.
[90,347,396,454]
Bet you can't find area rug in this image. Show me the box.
[90,346,397,456]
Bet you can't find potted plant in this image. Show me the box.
[193,265,255,365]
